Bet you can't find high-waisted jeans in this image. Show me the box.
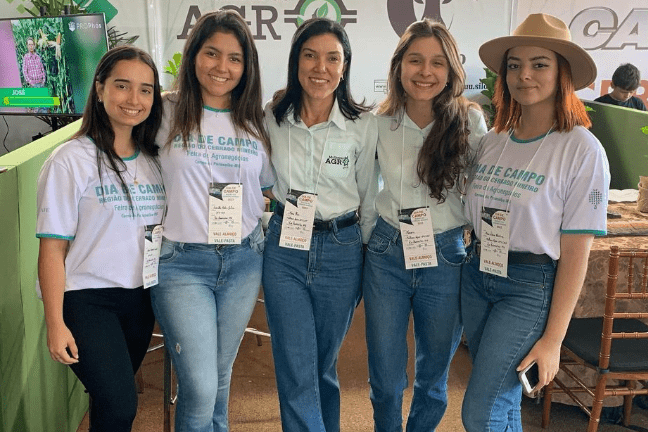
[151,223,264,432]
[363,218,465,432]
[262,211,363,432]
[461,242,556,432]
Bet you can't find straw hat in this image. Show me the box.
[479,13,596,90]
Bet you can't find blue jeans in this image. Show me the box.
[460,244,556,432]
[262,212,363,432]
[363,218,464,432]
[150,223,264,432]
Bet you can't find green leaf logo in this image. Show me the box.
[317,3,329,18]
[641,125,648,135]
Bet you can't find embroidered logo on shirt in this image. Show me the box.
[323,141,352,178]
[324,155,349,167]
[589,189,603,209]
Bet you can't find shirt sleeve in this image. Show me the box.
[561,135,610,236]
[22,55,31,86]
[36,156,81,240]
[467,108,488,162]
[356,112,379,243]
[259,148,275,190]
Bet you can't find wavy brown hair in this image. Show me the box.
[491,52,591,133]
[378,19,479,203]
[165,9,270,154]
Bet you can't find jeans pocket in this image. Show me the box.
[506,264,549,289]
[330,224,361,246]
[249,228,265,256]
[267,216,282,239]
[437,236,466,267]
[159,239,179,264]
[366,230,392,255]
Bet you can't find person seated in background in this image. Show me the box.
[594,63,646,111]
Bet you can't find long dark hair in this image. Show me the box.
[166,9,270,154]
[271,17,371,125]
[492,52,591,133]
[378,19,479,203]
[73,45,163,210]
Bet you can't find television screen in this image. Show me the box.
[0,13,108,116]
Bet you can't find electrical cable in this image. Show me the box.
[2,116,9,153]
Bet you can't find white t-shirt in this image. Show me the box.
[157,96,274,243]
[465,126,610,260]
[264,101,378,243]
[375,108,487,233]
[36,136,166,292]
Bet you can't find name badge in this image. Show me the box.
[479,207,510,277]
[208,182,242,245]
[143,224,163,288]
[399,207,438,269]
[280,189,317,250]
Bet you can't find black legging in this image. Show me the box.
[63,287,154,432]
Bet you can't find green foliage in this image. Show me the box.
[479,68,497,125]
[13,17,75,114]
[162,52,182,90]
[164,52,182,79]
[107,26,139,49]
[25,0,85,17]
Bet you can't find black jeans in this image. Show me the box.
[63,287,154,432]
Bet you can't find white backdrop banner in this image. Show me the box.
[514,0,647,105]
[1,0,514,104]
[2,1,644,104]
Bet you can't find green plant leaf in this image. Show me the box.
[317,3,329,18]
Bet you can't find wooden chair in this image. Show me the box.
[542,246,648,431]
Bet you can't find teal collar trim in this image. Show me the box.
[122,148,140,161]
[510,129,555,144]
[204,106,231,113]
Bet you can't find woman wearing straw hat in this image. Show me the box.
[460,13,610,431]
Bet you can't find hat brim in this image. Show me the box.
[479,35,597,91]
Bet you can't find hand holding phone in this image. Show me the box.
[518,361,540,396]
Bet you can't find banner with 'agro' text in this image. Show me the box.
[1,0,514,105]
[514,0,648,105]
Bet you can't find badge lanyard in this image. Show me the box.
[279,122,330,250]
[121,153,165,289]
[397,117,438,269]
[206,115,244,245]
[479,127,552,277]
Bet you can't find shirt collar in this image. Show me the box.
[286,100,348,132]
[402,109,433,135]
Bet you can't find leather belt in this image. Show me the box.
[475,242,553,265]
[274,203,358,232]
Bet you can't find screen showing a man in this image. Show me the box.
[22,36,46,88]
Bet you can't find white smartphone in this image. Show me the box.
[518,361,540,396]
